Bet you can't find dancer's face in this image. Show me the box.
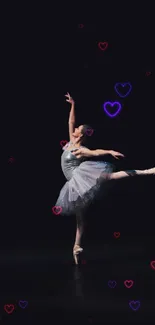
[72,125,83,139]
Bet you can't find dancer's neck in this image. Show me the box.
[72,140,82,147]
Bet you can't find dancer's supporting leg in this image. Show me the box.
[110,167,155,180]
[73,209,85,265]
[74,209,85,247]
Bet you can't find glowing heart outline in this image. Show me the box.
[150,261,155,270]
[78,24,84,28]
[85,128,94,136]
[103,101,122,118]
[124,280,134,288]
[114,232,120,238]
[4,304,15,314]
[114,82,132,98]
[8,156,15,163]
[52,206,62,215]
[129,300,140,311]
[18,300,28,309]
[60,140,68,148]
[108,280,117,288]
[98,42,108,51]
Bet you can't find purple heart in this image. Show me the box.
[129,300,140,311]
[103,101,122,117]
[85,128,94,136]
[18,300,28,309]
[108,280,117,288]
[114,82,132,98]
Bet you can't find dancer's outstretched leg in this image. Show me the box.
[73,209,85,265]
[110,167,155,180]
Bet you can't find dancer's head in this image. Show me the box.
[72,124,93,145]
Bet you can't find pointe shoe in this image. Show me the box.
[145,167,155,175]
[73,244,83,265]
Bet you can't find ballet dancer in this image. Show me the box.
[55,93,155,265]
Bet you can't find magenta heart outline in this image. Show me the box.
[124,280,134,288]
[150,261,155,270]
[8,157,15,163]
[4,304,15,314]
[78,24,84,28]
[60,140,68,148]
[114,232,120,238]
[103,101,122,117]
[52,206,62,215]
[114,82,132,98]
[98,42,108,51]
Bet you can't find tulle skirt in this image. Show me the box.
[55,160,115,216]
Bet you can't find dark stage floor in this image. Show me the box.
[0,240,155,324]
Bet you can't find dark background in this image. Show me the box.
[2,5,155,246]
[1,3,155,322]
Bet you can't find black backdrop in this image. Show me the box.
[2,5,155,251]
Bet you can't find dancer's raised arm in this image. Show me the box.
[65,92,76,142]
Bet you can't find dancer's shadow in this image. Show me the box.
[72,266,84,299]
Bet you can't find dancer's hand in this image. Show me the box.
[65,92,74,105]
[73,147,93,158]
[110,150,125,159]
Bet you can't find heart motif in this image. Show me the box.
[98,42,108,51]
[78,24,84,28]
[4,304,15,314]
[114,232,120,238]
[60,140,68,148]
[146,71,151,76]
[103,102,122,118]
[124,280,134,288]
[88,318,93,323]
[85,128,94,136]
[150,260,155,270]
[129,300,140,311]
[52,206,62,215]
[108,280,117,288]
[8,156,15,163]
[114,82,132,98]
[81,259,87,265]
[18,300,28,309]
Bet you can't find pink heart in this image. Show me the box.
[98,42,108,51]
[4,304,15,314]
[114,232,120,238]
[124,280,134,288]
[78,24,84,28]
[60,140,68,148]
[52,206,62,215]
[8,156,15,163]
[82,259,87,265]
[146,71,151,76]
[150,261,155,270]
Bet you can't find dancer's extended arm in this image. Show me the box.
[73,148,125,160]
[93,149,125,159]
[65,92,75,142]
[92,149,110,156]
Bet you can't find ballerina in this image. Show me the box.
[55,92,155,265]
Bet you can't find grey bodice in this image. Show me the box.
[61,147,84,181]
